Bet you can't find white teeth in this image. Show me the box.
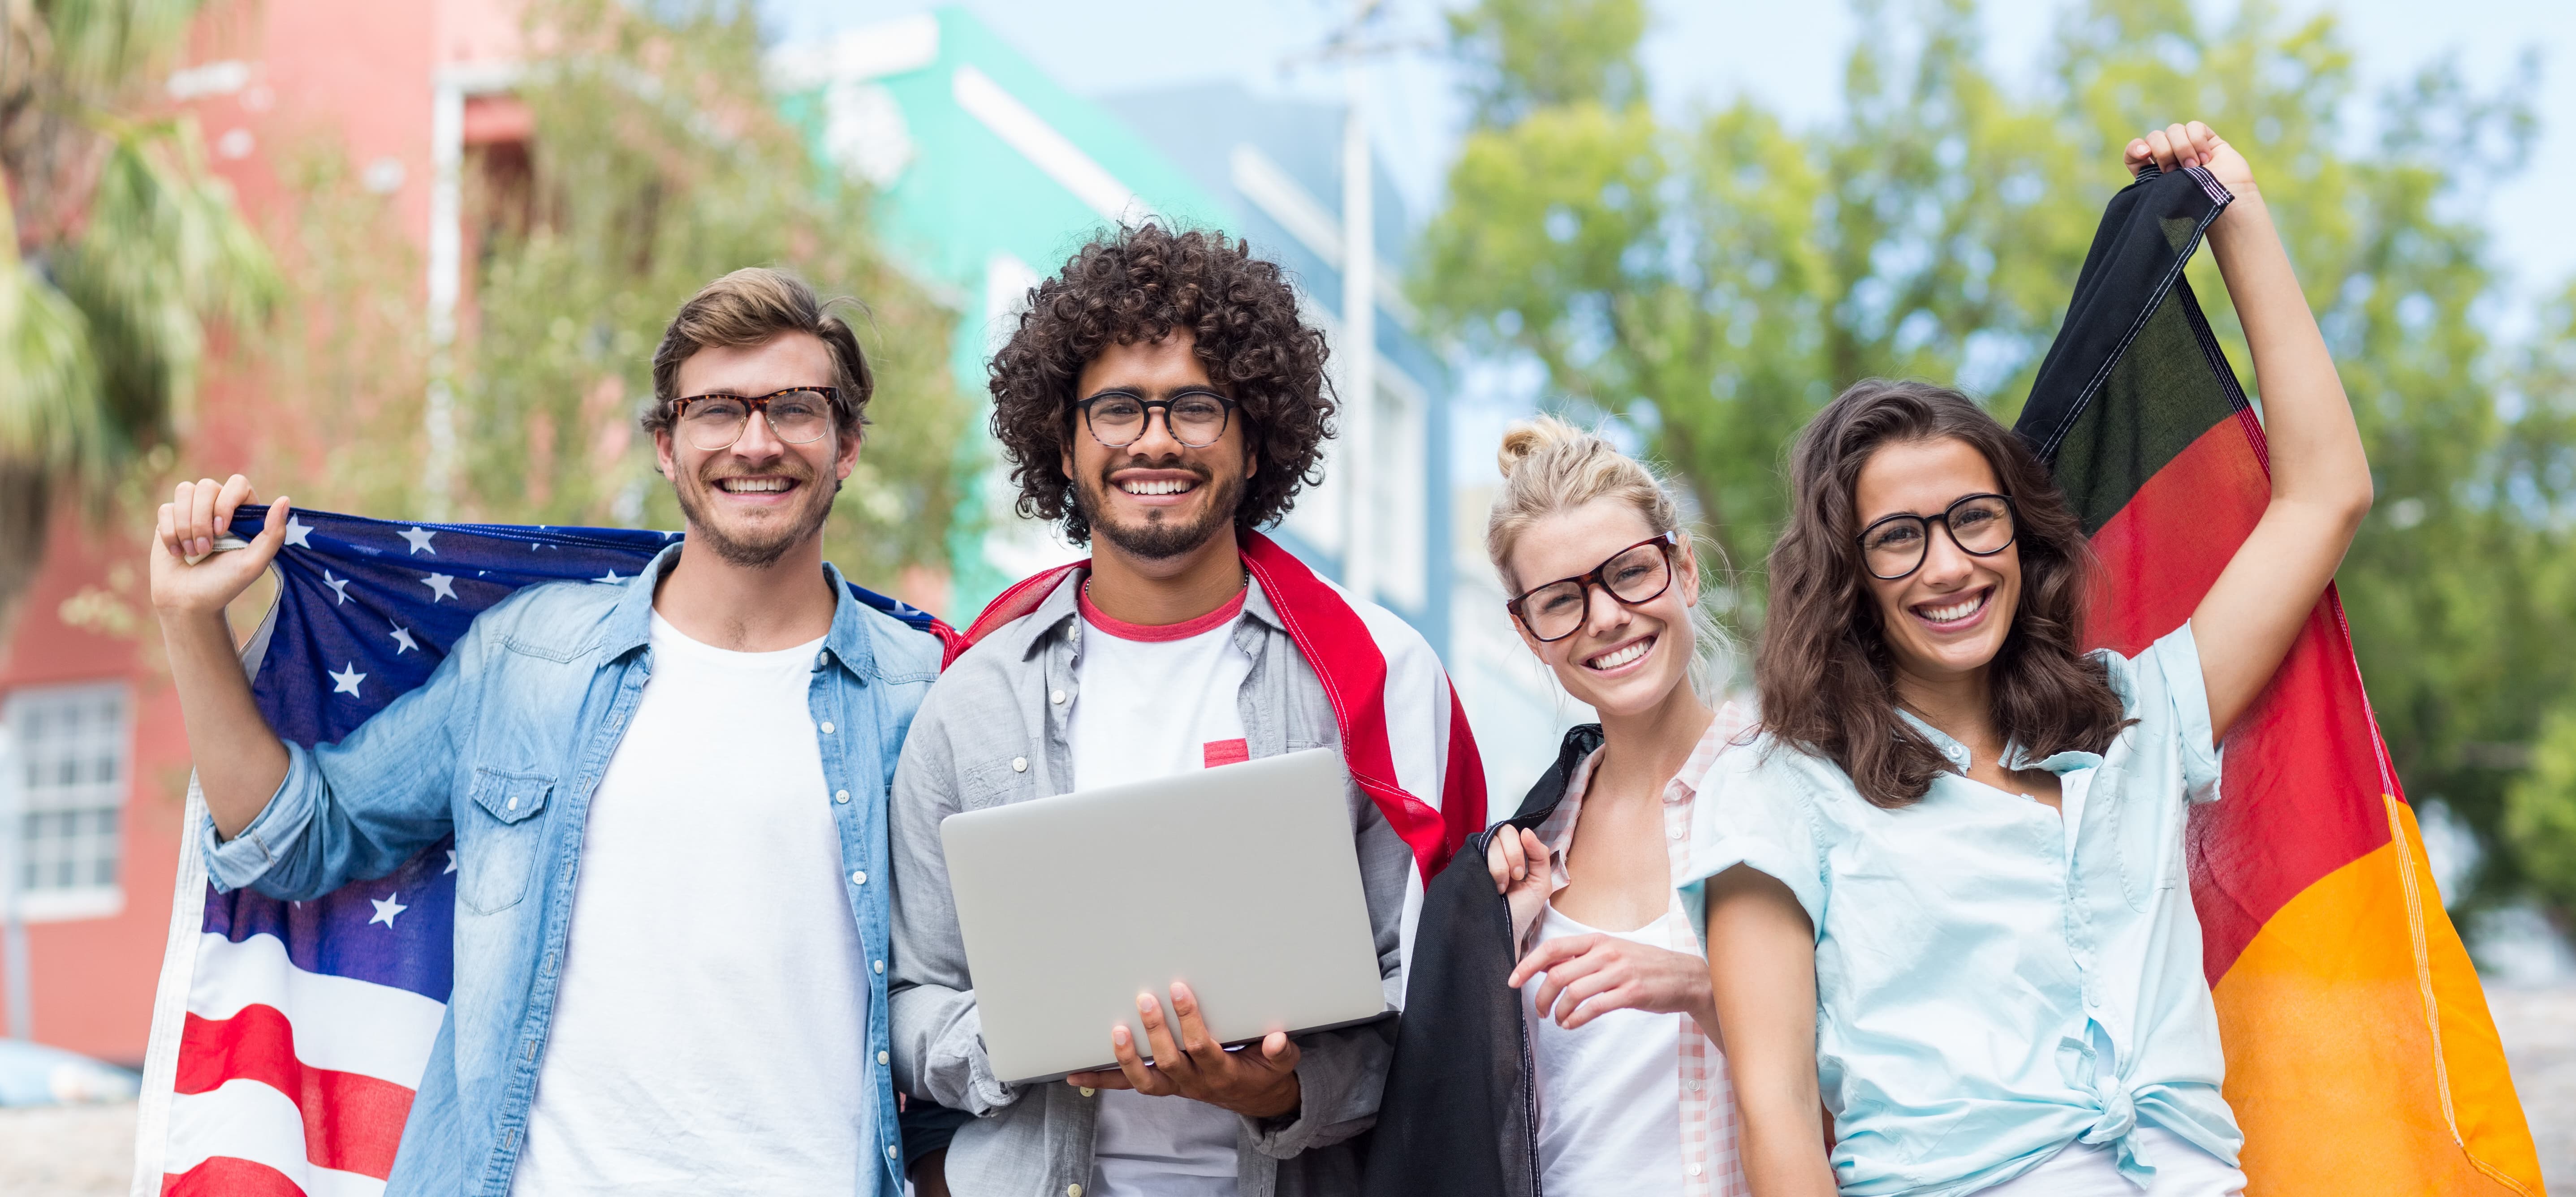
[1918,592,1986,623]
[1121,478,1194,496]
[719,478,789,493]
[1586,640,1650,670]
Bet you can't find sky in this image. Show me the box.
[761,0,2576,316]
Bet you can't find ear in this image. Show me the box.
[1675,543,1702,606]
[653,427,677,480]
[835,424,863,480]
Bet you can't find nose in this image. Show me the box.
[730,408,786,459]
[1915,523,1978,588]
[1580,579,1631,637]
[1127,406,1187,459]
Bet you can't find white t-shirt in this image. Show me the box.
[512,615,873,1195]
[1525,904,1688,1197]
[1068,583,1253,1197]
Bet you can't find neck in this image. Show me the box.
[653,531,838,651]
[1591,681,1716,805]
[1083,524,1248,625]
[1894,663,2000,761]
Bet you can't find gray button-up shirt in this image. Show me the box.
[889,571,1416,1197]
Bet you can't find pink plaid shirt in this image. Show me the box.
[1527,702,1751,1197]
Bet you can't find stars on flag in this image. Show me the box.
[329,663,367,696]
[368,892,409,928]
[445,849,458,875]
[596,569,621,584]
[422,572,458,602]
[400,526,439,555]
[323,571,352,606]
[390,625,419,655]
[284,516,315,549]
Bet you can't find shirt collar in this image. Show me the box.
[602,542,878,682]
[1026,561,1280,660]
[1894,708,2099,775]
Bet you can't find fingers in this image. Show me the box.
[1522,828,1552,874]
[2166,123,2196,168]
[1169,983,1229,1073]
[1259,1031,1300,1074]
[214,474,255,534]
[1487,828,1522,893]
[1108,1022,1172,1096]
[157,502,181,560]
[186,477,223,560]
[256,496,292,550]
[1547,970,1629,1030]
[1136,991,1188,1081]
[1528,939,1614,1015]
[1064,1068,1135,1092]
[1507,933,1591,989]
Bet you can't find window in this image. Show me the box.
[4,682,130,919]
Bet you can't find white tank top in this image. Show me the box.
[1523,903,1688,1197]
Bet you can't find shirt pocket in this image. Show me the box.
[2101,766,2184,911]
[958,755,1027,811]
[460,767,553,915]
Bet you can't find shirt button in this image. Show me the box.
[820,721,836,734]
[1079,1086,1096,1098]
[1069,1185,1084,1197]
[1668,825,1684,840]
[1012,756,1028,772]
[836,789,850,804]
[1688,1163,1703,1177]
[873,960,885,974]
[878,1050,890,1065]
[1051,689,1066,705]
[1685,1079,1701,1092]
[506,797,518,810]
[887,1145,899,1160]
[816,651,828,667]
[851,870,867,886]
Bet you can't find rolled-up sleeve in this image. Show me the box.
[1677,746,1827,945]
[198,621,480,900]
[2146,623,2225,805]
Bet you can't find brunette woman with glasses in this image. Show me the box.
[1366,417,1752,1197]
[1681,123,2373,1197]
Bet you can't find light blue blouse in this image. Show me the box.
[1679,625,2244,1197]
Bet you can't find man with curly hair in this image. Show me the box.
[888,224,1488,1197]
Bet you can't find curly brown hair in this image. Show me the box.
[988,224,1334,543]
[1756,379,2131,808]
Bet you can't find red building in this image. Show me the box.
[0,0,526,1065]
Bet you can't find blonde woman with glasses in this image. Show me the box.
[1366,418,1751,1197]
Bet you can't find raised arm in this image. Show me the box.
[150,475,294,840]
[1704,867,1838,1197]
[2131,122,2374,737]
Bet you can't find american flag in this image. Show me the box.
[128,506,958,1197]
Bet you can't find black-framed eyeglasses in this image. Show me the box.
[1076,389,1237,449]
[671,388,838,452]
[1505,531,1680,643]
[1855,493,2017,581]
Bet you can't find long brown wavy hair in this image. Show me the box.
[1756,379,2129,808]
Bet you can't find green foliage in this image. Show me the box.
[450,0,973,587]
[2507,705,2576,914]
[0,0,279,643]
[1445,0,1648,128]
[1422,0,2576,914]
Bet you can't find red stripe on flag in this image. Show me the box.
[176,1005,414,1180]
[2084,416,2268,659]
[1243,532,1473,879]
[161,1155,309,1197]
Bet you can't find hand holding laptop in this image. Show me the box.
[1065,981,1302,1118]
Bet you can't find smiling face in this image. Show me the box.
[1061,330,1254,561]
[1852,436,2022,691]
[656,331,858,568]
[1505,499,1699,720]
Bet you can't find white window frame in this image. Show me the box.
[3,681,133,922]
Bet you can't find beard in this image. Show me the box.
[673,464,841,568]
[1074,459,1245,561]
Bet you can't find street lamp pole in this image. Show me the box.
[0,721,31,1041]
[1340,31,1377,605]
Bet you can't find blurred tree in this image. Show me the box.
[445,0,972,591]
[1421,0,2576,916]
[0,0,278,651]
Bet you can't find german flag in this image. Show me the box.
[2015,165,2545,1193]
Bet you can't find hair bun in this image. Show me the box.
[1496,415,1588,480]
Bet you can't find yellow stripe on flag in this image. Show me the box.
[2211,797,2544,1194]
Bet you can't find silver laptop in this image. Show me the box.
[940,747,1391,1085]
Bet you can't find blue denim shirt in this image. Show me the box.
[1679,625,2244,1197]
[201,545,938,1197]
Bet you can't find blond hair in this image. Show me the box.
[1487,416,1733,700]
[644,267,873,439]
